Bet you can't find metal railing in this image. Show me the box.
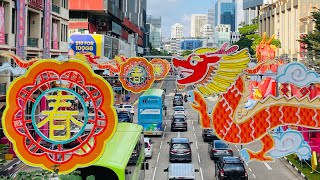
[27,38,38,47]
[52,4,60,14]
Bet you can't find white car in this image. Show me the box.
[144,138,153,158]
[174,106,186,116]
[119,104,135,115]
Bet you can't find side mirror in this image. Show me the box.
[164,168,168,172]
[195,169,199,172]
[167,142,170,144]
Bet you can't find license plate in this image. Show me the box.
[144,132,153,135]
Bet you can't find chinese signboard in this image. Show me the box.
[43,0,51,58]
[0,7,4,45]
[16,0,26,57]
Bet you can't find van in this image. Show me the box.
[164,163,199,180]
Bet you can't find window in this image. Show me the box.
[12,8,15,34]
[41,17,44,38]
[62,0,68,9]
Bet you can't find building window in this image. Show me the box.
[41,17,44,38]
[62,0,68,9]
[12,8,15,34]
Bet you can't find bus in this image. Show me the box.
[138,88,165,135]
[78,123,148,180]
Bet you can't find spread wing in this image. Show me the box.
[197,49,250,95]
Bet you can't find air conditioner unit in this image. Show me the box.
[99,22,107,26]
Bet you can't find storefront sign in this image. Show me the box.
[43,0,51,58]
[16,0,26,57]
[0,7,5,45]
[53,23,58,49]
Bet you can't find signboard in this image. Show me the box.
[104,36,112,59]
[69,34,104,56]
[0,7,4,45]
[140,109,160,115]
[43,0,51,58]
[53,23,58,49]
[16,0,26,57]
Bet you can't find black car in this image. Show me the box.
[117,111,133,123]
[168,138,192,162]
[209,140,233,161]
[215,156,248,180]
[175,93,183,99]
[171,115,187,131]
[202,129,219,142]
[173,96,183,106]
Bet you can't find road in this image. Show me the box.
[15,76,302,180]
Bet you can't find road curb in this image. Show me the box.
[283,157,308,180]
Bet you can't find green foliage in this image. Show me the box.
[181,50,193,57]
[238,24,259,36]
[299,8,320,58]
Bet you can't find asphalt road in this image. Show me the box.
[15,76,303,180]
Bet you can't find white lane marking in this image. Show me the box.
[160,141,163,149]
[156,152,161,163]
[249,168,252,172]
[245,162,249,166]
[164,125,167,131]
[252,174,256,178]
[195,141,199,149]
[197,153,201,163]
[166,121,167,124]
[237,149,240,152]
[177,132,181,138]
[152,167,157,180]
[200,167,204,180]
[192,120,194,125]
[162,132,165,139]
[194,133,197,139]
[193,126,195,131]
[264,162,272,170]
[235,145,238,148]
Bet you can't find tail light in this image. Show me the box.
[184,150,191,154]
[212,149,218,153]
[227,149,233,153]
[245,172,248,177]
[220,169,225,177]
[148,143,151,150]
[170,150,177,154]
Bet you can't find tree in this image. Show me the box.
[299,7,320,58]
[181,50,193,57]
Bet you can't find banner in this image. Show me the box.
[53,23,58,49]
[16,0,26,57]
[43,0,51,58]
[104,36,112,59]
[69,34,104,56]
[0,7,4,45]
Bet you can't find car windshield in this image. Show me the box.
[223,163,245,172]
[124,105,132,108]
[118,113,129,117]
[215,141,229,149]
[172,143,189,149]
[174,107,184,111]
[144,142,149,148]
[174,96,181,99]
[174,118,185,122]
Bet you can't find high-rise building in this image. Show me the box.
[243,0,268,25]
[202,24,215,47]
[146,16,162,50]
[171,23,184,39]
[235,0,244,31]
[259,0,320,60]
[181,39,203,51]
[215,0,236,32]
[215,24,231,47]
[191,14,208,37]
[208,6,215,27]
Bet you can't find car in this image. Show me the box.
[171,115,187,131]
[202,129,219,142]
[215,156,248,180]
[209,140,233,161]
[175,93,183,100]
[117,110,133,123]
[174,106,186,117]
[168,137,192,162]
[164,163,199,180]
[144,137,154,158]
[118,104,135,115]
[173,96,183,106]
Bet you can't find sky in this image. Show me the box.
[147,0,215,38]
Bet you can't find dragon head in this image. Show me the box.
[172,53,220,85]
[256,33,277,62]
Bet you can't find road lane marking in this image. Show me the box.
[195,141,198,149]
[157,152,161,163]
[160,141,163,149]
[197,153,201,163]
[162,132,165,139]
[152,167,157,180]
[252,174,256,178]
[264,162,272,170]
[194,133,197,139]
[192,120,194,125]
[235,145,238,148]
[245,162,248,166]
[200,167,204,180]
[177,132,181,138]
[237,149,240,152]
[164,125,167,131]
[193,126,195,131]
[133,99,139,105]
[249,168,252,171]
[166,121,167,124]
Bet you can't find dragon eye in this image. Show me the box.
[190,56,199,66]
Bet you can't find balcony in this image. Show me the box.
[27,38,38,47]
[0,83,6,96]
[4,34,8,45]
[52,4,60,14]
[51,41,59,49]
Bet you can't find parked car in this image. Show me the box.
[118,104,135,115]
[173,96,183,106]
[175,93,183,100]
[171,115,187,131]
[168,138,192,162]
[215,156,248,180]
[202,129,219,142]
[117,110,133,123]
[144,137,154,158]
[209,140,233,161]
[164,163,199,180]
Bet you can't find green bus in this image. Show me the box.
[78,123,148,180]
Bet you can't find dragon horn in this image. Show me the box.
[261,32,267,44]
[266,34,275,45]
